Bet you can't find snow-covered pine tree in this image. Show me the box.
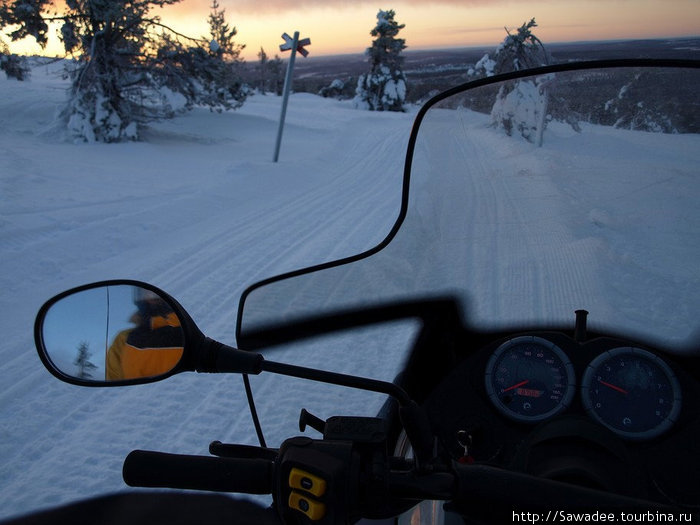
[2,0,190,141]
[495,18,548,75]
[156,1,247,114]
[56,0,176,142]
[205,0,249,109]
[202,0,247,110]
[469,19,553,145]
[354,9,407,112]
[207,0,241,59]
[0,0,248,142]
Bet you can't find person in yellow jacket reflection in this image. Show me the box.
[106,289,184,381]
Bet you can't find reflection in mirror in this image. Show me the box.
[42,285,185,382]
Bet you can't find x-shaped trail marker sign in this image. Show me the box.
[273,31,311,162]
[280,32,311,57]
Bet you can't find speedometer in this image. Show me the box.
[581,347,681,440]
[485,336,576,423]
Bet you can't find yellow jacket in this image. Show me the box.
[106,313,184,381]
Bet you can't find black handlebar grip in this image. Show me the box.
[123,450,273,494]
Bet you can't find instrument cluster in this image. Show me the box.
[420,330,699,506]
[483,335,682,440]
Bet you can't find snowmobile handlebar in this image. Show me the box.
[122,434,690,525]
[123,450,274,495]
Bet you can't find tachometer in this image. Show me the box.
[581,347,681,440]
[485,336,576,423]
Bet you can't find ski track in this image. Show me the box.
[446,120,610,327]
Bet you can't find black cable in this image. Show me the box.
[105,286,111,364]
[243,374,267,448]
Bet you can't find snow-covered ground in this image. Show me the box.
[1,60,699,520]
[0,61,414,519]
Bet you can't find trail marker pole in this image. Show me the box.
[273,31,311,162]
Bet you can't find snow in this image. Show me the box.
[471,53,496,77]
[490,80,545,142]
[383,77,406,106]
[0,60,413,519]
[1,60,699,520]
[376,10,391,28]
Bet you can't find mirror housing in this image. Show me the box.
[35,280,264,387]
[34,281,427,454]
[35,280,205,386]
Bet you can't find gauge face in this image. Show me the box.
[581,347,681,440]
[485,336,576,423]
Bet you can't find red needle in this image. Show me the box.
[502,379,529,392]
[599,379,628,395]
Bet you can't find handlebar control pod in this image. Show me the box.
[123,450,274,495]
[275,437,358,525]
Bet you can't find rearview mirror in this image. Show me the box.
[35,281,188,385]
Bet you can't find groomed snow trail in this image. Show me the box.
[0,62,413,519]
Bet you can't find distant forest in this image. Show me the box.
[269,38,700,106]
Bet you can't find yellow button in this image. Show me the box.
[289,491,326,521]
[289,467,327,497]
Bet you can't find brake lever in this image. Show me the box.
[208,441,279,461]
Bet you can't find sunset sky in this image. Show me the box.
[8,0,700,60]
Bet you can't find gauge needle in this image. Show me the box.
[503,380,529,392]
[598,379,628,395]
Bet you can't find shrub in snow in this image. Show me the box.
[354,9,407,112]
[0,39,29,80]
[319,79,348,99]
[0,52,29,80]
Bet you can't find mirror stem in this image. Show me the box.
[261,360,433,465]
[206,341,433,464]
[203,338,411,405]
[197,338,264,374]
[260,359,412,405]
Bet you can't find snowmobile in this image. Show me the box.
[9,59,700,524]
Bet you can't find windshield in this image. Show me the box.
[238,61,700,353]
